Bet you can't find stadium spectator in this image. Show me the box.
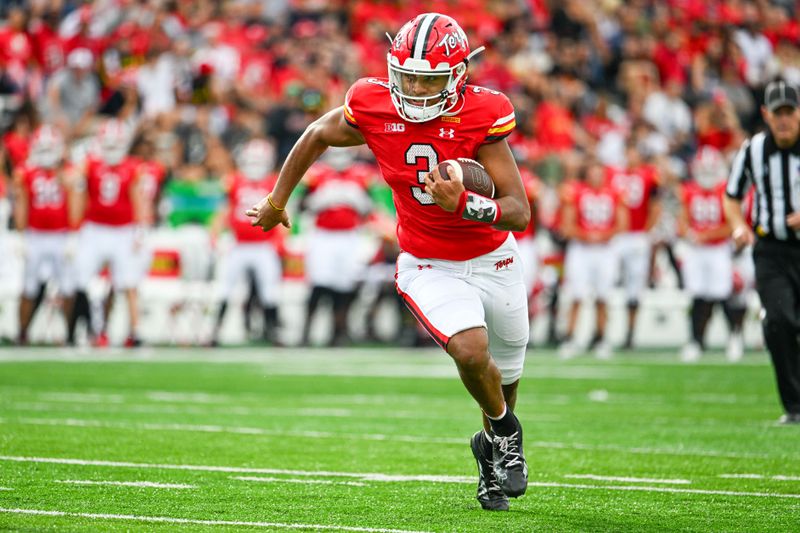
[44,47,99,139]
[247,13,530,512]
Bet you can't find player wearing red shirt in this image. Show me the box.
[247,14,530,511]
[678,147,733,362]
[299,149,374,347]
[560,159,627,361]
[511,166,542,320]
[608,143,662,349]
[12,125,76,345]
[210,139,284,347]
[72,119,144,347]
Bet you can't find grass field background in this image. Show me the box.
[0,347,798,532]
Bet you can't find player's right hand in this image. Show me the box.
[246,195,291,231]
[731,223,754,249]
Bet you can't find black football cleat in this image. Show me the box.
[492,415,528,497]
[470,431,509,511]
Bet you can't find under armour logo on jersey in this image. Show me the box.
[439,128,455,138]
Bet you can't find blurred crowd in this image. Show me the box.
[0,0,798,351]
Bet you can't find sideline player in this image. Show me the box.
[678,147,732,362]
[608,142,661,349]
[210,138,284,346]
[70,119,144,347]
[247,13,530,511]
[13,125,76,344]
[559,158,626,360]
[299,148,373,347]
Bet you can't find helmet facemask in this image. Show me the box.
[388,59,467,122]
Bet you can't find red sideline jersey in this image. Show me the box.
[512,167,540,240]
[681,181,728,245]
[343,78,515,260]
[607,164,659,232]
[84,156,139,226]
[228,172,283,244]
[21,165,70,231]
[305,162,372,231]
[570,181,620,237]
[136,159,167,203]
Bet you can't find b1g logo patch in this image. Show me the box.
[384,123,406,133]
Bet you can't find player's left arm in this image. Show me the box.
[476,139,530,231]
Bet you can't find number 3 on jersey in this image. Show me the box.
[405,143,439,205]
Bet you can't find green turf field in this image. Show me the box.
[0,347,798,532]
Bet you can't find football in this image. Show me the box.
[437,158,495,198]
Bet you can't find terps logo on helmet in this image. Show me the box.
[386,13,484,123]
[437,30,467,57]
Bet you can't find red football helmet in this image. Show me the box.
[28,125,65,169]
[387,13,483,122]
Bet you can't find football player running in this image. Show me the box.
[248,13,530,511]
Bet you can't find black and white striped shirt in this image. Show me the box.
[726,131,800,241]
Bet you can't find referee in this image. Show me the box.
[724,80,800,425]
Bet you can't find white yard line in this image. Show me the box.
[720,474,800,481]
[0,455,474,484]
[0,416,776,459]
[0,487,12,491]
[55,480,196,489]
[3,455,800,499]
[564,474,691,485]
[231,476,367,487]
[529,481,800,499]
[0,508,431,533]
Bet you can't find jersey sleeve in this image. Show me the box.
[343,79,374,130]
[483,93,516,144]
[343,84,359,129]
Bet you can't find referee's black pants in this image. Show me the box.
[754,239,800,415]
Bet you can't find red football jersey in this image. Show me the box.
[305,163,372,231]
[343,78,515,260]
[21,165,69,231]
[228,172,283,244]
[608,164,659,232]
[681,181,728,244]
[84,157,139,226]
[571,182,619,235]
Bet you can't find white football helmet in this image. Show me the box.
[96,119,132,165]
[237,139,276,181]
[387,13,483,123]
[28,125,65,169]
[691,146,727,190]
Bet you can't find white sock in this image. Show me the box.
[485,403,507,421]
